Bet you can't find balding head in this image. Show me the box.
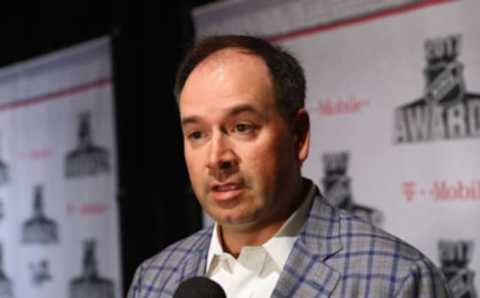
[175,35,306,124]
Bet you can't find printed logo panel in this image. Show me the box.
[439,240,477,298]
[321,152,383,226]
[394,35,480,143]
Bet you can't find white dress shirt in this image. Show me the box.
[205,184,315,298]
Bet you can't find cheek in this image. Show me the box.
[243,144,283,186]
[185,146,204,172]
[185,153,196,174]
[185,151,206,190]
[247,138,295,184]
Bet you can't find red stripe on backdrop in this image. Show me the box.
[267,0,458,43]
[0,77,112,112]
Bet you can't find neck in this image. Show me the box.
[219,221,284,258]
[219,178,308,258]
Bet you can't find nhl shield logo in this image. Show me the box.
[424,35,465,108]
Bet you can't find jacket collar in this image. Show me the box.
[178,228,212,280]
[273,187,343,297]
[179,184,344,297]
[299,187,343,260]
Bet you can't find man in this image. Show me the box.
[128,35,451,297]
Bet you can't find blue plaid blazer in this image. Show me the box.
[128,190,451,297]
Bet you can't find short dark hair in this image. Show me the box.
[174,35,306,121]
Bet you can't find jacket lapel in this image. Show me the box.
[179,228,212,280]
[273,191,343,297]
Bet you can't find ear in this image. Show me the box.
[292,109,310,164]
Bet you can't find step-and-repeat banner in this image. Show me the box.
[194,0,479,296]
[0,37,121,297]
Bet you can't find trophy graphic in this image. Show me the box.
[439,240,477,298]
[29,260,52,286]
[22,185,59,244]
[69,239,114,298]
[65,112,110,178]
[322,152,383,226]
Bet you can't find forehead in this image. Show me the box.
[194,48,268,75]
[179,49,275,118]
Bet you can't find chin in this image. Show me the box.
[217,211,259,227]
[206,199,259,225]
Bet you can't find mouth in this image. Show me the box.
[210,182,244,201]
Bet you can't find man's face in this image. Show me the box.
[179,49,308,231]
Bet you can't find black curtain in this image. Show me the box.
[117,1,203,291]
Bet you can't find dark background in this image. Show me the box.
[2,0,217,294]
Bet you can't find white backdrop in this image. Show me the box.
[194,0,479,296]
[0,37,121,297]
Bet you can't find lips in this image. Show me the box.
[213,183,240,191]
[210,182,244,201]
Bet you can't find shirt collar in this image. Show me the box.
[206,180,316,273]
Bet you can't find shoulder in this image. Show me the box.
[336,208,430,265]
[332,209,449,296]
[143,227,211,268]
[127,227,212,298]
[307,195,438,269]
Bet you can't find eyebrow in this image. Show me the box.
[181,115,201,127]
[181,104,262,127]
[228,104,261,117]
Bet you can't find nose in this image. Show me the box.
[206,132,238,180]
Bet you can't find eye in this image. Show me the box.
[234,123,252,133]
[230,122,259,138]
[187,131,204,141]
